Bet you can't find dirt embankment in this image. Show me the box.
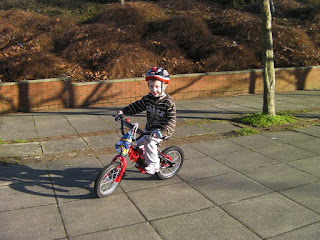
[0,0,319,82]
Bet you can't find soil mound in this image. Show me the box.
[0,0,319,82]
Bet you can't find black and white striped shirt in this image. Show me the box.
[122,93,176,138]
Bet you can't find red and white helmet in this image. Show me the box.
[145,66,170,84]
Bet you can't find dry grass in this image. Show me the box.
[0,0,319,82]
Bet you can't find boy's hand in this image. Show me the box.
[117,110,123,116]
[152,129,163,139]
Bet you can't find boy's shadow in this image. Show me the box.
[0,164,101,200]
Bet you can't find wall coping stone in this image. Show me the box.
[0,76,70,86]
[0,66,319,87]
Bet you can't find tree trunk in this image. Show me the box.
[120,0,125,6]
[260,0,276,116]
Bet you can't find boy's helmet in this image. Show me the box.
[146,66,170,84]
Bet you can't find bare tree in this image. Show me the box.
[259,0,276,116]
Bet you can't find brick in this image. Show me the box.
[1,67,320,113]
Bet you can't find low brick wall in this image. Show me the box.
[1,66,319,113]
[0,77,71,113]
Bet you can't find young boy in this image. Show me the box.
[117,66,176,174]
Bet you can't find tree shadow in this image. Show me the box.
[294,67,312,90]
[2,67,318,114]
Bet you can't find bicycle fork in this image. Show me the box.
[112,155,127,183]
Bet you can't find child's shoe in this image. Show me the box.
[145,164,160,175]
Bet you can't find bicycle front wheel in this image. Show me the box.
[94,162,122,198]
[157,146,184,180]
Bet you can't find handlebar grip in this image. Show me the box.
[114,114,123,122]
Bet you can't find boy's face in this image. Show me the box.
[148,79,167,97]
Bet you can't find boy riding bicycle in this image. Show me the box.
[117,66,176,174]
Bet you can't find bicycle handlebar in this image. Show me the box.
[115,115,144,135]
[115,114,166,140]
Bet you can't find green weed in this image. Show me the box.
[13,139,28,143]
[239,113,296,128]
[235,128,259,136]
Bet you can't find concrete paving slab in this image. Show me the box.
[177,99,225,110]
[96,153,120,166]
[0,183,56,211]
[213,149,279,171]
[255,144,317,162]
[33,112,77,138]
[205,111,243,120]
[175,99,206,109]
[288,155,320,178]
[223,100,262,109]
[290,138,320,154]
[46,157,102,202]
[178,156,234,181]
[46,156,102,172]
[98,112,129,129]
[185,102,231,113]
[174,124,209,137]
[59,194,145,237]
[215,104,260,114]
[277,104,312,112]
[0,114,38,140]
[177,99,245,120]
[296,99,320,107]
[242,163,318,191]
[198,121,241,133]
[189,139,247,156]
[295,125,320,137]
[219,94,263,103]
[209,100,245,110]
[127,182,215,221]
[214,102,259,113]
[71,222,162,240]
[84,134,120,149]
[262,130,317,143]
[41,138,89,154]
[293,111,320,120]
[0,162,48,186]
[87,106,118,115]
[222,192,320,239]
[0,142,42,157]
[276,95,312,105]
[0,91,320,240]
[176,108,213,120]
[51,176,97,203]
[269,222,320,240]
[281,182,320,214]
[120,169,182,192]
[177,144,206,160]
[0,205,66,240]
[228,134,282,149]
[63,111,117,133]
[151,207,261,240]
[189,172,272,205]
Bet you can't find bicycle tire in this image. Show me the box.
[94,162,122,198]
[157,146,184,180]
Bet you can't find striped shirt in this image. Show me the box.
[122,93,176,138]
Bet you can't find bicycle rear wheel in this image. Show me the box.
[94,162,122,198]
[157,146,184,179]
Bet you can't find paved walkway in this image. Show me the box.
[0,90,320,239]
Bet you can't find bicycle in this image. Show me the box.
[94,115,184,198]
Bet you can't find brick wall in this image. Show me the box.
[1,66,319,113]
